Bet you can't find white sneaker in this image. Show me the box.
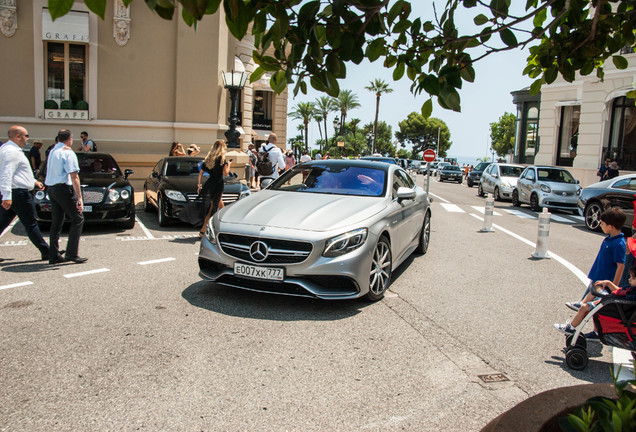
[554,322,575,334]
[565,301,582,312]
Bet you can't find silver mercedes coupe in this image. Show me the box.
[198,159,431,301]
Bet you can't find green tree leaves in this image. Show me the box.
[396,113,452,157]
[489,112,516,157]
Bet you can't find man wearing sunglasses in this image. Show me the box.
[0,125,51,261]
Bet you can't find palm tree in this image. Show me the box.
[314,96,335,153]
[313,113,324,142]
[349,118,361,139]
[333,89,360,136]
[288,101,316,152]
[365,79,393,153]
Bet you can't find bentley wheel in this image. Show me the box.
[584,202,603,231]
[415,212,431,255]
[366,236,392,302]
[122,206,136,229]
[157,195,169,227]
[530,193,542,212]
[143,188,152,213]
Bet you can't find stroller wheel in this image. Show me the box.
[566,333,587,350]
[565,347,589,370]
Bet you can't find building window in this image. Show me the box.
[45,42,87,109]
[556,105,580,167]
[253,90,273,130]
[607,96,636,171]
[524,106,539,157]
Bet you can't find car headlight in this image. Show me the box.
[120,189,130,200]
[540,184,551,193]
[165,189,187,201]
[323,228,368,257]
[35,190,47,200]
[576,187,581,196]
[108,189,120,201]
[205,218,217,244]
[239,189,251,200]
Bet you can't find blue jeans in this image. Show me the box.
[0,188,49,256]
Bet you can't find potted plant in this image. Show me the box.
[60,100,73,109]
[44,99,58,109]
[75,100,88,110]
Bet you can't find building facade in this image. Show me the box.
[513,47,636,187]
[0,0,288,185]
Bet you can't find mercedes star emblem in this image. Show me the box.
[249,241,269,262]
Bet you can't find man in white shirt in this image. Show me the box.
[0,125,50,260]
[259,133,286,186]
[299,150,312,163]
[45,129,86,264]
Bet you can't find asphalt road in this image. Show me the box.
[0,175,631,431]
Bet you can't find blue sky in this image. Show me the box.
[285,1,533,160]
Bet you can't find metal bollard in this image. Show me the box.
[532,208,551,259]
[480,194,495,232]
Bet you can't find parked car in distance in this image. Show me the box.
[432,161,450,177]
[478,163,524,200]
[512,165,581,213]
[198,159,431,301]
[438,165,463,183]
[578,174,636,231]
[417,162,428,175]
[34,152,135,229]
[143,156,250,227]
[466,162,491,187]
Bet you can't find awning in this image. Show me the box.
[42,8,89,42]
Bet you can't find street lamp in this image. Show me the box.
[332,116,339,147]
[222,59,248,149]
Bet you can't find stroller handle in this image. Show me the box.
[590,282,611,298]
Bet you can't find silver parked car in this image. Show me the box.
[198,159,431,301]
[478,163,524,200]
[512,165,581,212]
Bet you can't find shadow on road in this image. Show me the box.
[544,343,613,383]
[182,280,367,322]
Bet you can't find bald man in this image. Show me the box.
[0,125,51,260]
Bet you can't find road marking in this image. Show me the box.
[549,214,576,223]
[0,220,18,239]
[135,216,155,239]
[63,268,110,279]
[503,209,535,219]
[0,281,34,291]
[440,203,465,213]
[428,192,450,203]
[471,206,502,216]
[138,257,176,265]
[613,347,635,382]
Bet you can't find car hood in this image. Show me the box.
[501,176,519,186]
[79,176,130,189]
[220,190,386,232]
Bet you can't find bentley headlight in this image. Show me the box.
[165,189,187,201]
[35,190,47,200]
[108,189,120,201]
[323,228,368,257]
[120,189,130,200]
[205,218,217,244]
[540,184,551,193]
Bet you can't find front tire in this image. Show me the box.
[584,202,603,231]
[530,193,542,212]
[366,236,392,302]
[511,189,521,207]
[157,195,169,227]
[467,179,473,187]
[122,206,136,229]
[493,187,501,201]
[143,187,152,213]
[477,183,485,197]
[415,212,431,255]
[565,346,589,370]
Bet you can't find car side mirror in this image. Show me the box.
[124,169,134,179]
[492,174,498,179]
[576,179,580,184]
[397,187,416,202]
[151,171,158,178]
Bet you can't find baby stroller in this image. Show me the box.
[563,285,636,370]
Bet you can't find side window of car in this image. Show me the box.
[527,169,535,181]
[398,169,415,188]
[153,160,162,175]
[613,178,633,190]
[392,170,411,199]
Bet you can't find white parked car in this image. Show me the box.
[478,163,524,200]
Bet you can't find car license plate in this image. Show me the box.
[234,262,284,281]
[83,206,92,212]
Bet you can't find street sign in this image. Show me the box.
[423,149,436,162]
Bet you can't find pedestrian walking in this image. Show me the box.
[44,129,86,264]
[196,140,230,238]
[247,143,257,188]
[79,131,96,152]
[597,157,611,181]
[258,133,285,187]
[29,140,43,172]
[299,150,311,164]
[284,149,296,171]
[0,125,51,261]
[605,161,620,179]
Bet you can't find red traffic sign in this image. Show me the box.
[423,149,436,162]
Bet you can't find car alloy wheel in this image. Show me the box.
[530,193,542,212]
[512,189,521,207]
[584,202,603,231]
[494,187,500,201]
[157,194,168,227]
[143,188,152,213]
[477,183,485,197]
[416,212,431,255]
[367,236,392,301]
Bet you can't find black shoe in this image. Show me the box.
[48,256,67,264]
[66,256,88,264]
[42,249,65,261]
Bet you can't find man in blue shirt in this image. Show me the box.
[0,125,50,260]
[45,129,86,264]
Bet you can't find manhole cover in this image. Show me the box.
[477,373,509,383]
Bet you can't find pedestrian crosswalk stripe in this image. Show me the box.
[440,203,464,213]
[503,209,535,219]
[470,206,502,216]
[550,214,575,223]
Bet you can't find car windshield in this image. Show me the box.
[500,166,523,177]
[78,155,121,177]
[474,162,490,171]
[271,165,387,197]
[165,159,202,176]
[537,168,576,183]
[443,166,461,171]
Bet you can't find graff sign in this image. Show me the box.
[44,110,88,120]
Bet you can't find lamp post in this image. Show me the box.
[222,67,248,149]
[332,116,339,149]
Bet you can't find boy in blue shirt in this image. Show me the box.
[566,207,626,312]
